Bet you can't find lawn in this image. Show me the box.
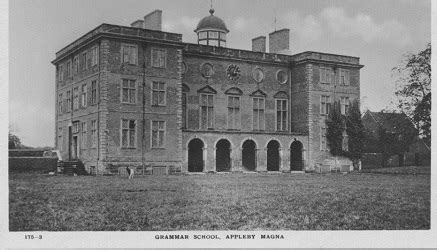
[9,168,430,231]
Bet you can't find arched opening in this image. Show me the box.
[267,140,280,171]
[188,138,204,172]
[216,139,231,172]
[242,140,256,171]
[290,141,303,171]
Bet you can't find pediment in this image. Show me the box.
[250,89,267,97]
[197,85,217,94]
[224,87,243,96]
[273,91,289,99]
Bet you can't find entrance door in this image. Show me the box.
[290,141,303,171]
[216,139,231,172]
[267,140,280,171]
[68,126,72,160]
[242,140,256,171]
[72,136,78,160]
[188,138,204,172]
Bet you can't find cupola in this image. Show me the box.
[194,8,229,47]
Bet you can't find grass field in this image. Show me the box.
[9,167,430,231]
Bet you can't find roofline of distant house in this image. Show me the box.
[364,110,417,131]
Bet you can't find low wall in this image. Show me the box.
[362,152,429,169]
[9,150,45,157]
[9,157,58,173]
[404,153,415,166]
[415,152,431,166]
[361,153,383,169]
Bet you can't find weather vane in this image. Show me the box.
[274,9,277,31]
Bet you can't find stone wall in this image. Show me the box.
[182,53,291,133]
[306,62,360,170]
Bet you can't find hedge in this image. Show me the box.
[9,150,45,157]
[9,157,58,173]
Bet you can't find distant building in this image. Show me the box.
[362,110,430,166]
[52,8,363,174]
[362,110,417,151]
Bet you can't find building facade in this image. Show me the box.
[52,9,363,174]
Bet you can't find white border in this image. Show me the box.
[1,0,436,248]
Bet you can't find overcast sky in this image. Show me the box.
[9,0,430,147]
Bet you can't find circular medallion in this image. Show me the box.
[276,70,288,84]
[226,64,241,81]
[200,62,214,79]
[252,67,264,83]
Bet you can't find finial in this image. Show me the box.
[209,0,214,15]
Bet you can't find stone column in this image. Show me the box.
[257,148,267,172]
[281,148,290,172]
[182,144,188,173]
[232,147,242,172]
[205,146,213,172]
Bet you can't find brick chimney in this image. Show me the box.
[131,19,144,28]
[269,28,290,53]
[144,10,162,31]
[252,36,266,52]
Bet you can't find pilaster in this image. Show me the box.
[306,63,314,170]
[176,49,184,168]
[97,39,110,172]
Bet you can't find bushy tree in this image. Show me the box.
[393,43,431,146]
[9,132,21,149]
[345,100,365,167]
[377,116,417,167]
[326,101,344,156]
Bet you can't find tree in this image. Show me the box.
[392,43,431,146]
[377,116,417,167]
[9,132,21,149]
[345,100,365,168]
[326,101,344,156]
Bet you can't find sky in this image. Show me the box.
[8,0,431,147]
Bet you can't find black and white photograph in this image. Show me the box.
[1,0,435,248]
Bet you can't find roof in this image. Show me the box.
[52,23,183,64]
[194,9,229,33]
[365,111,416,133]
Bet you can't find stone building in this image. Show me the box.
[52,9,363,174]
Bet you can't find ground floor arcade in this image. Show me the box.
[182,131,308,173]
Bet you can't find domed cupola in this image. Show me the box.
[194,8,229,47]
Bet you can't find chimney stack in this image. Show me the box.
[269,28,290,53]
[252,36,266,52]
[131,19,144,28]
[144,10,162,31]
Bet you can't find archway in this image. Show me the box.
[267,140,280,171]
[242,140,256,171]
[188,138,204,172]
[290,141,303,171]
[216,139,231,172]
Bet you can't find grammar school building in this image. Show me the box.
[52,9,363,174]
